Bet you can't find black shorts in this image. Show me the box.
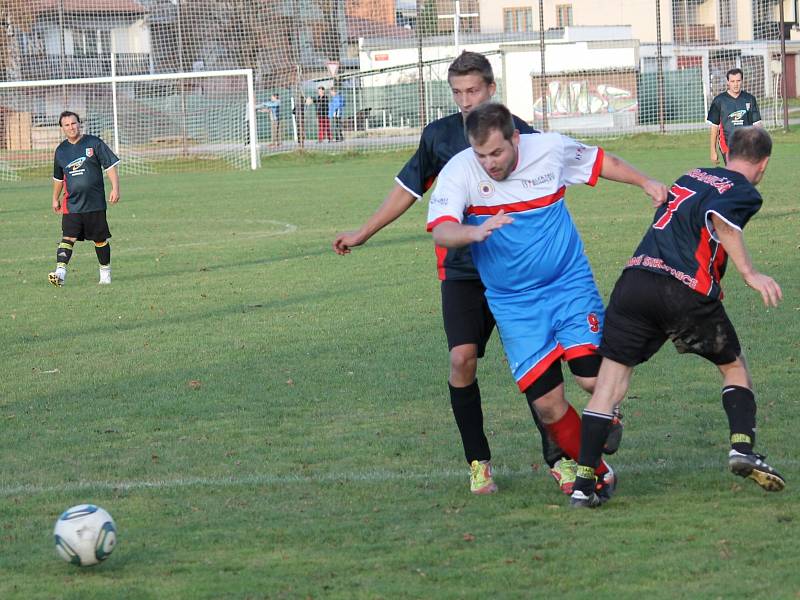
[62,210,111,242]
[599,268,741,366]
[441,278,495,357]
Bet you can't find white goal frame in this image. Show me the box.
[0,68,259,170]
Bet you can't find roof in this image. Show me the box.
[31,0,145,14]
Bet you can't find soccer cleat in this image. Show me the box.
[595,464,617,503]
[99,266,111,285]
[570,488,602,508]
[549,458,578,495]
[603,408,624,455]
[469,460,498,495]
[728,450,785,492]
[48,271,65,287]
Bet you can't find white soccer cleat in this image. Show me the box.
[49,267,66,287]
[99,266,112,285]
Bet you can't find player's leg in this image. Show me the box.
[49,214,81,287]
[87,211,113,285]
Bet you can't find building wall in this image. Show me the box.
[345,0,395,25]
[478,0,673,44]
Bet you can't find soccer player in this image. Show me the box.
[427,103,667,502]
[570,126,785,508]
[333,51,584,496]
[708,68,762,165]
[49,111,120,287]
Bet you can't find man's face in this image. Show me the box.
[60,116,81,142]
[318,88,325,96]
[727,73,743,95]
[470,128,519,181]
[449,73,496,118]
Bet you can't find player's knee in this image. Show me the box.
[523,362,565,422]
[449,345,478,382]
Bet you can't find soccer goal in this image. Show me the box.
[0,68,258,179]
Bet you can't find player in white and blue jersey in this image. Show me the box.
[428,103,667,501]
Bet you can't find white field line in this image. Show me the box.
[0,457,758,498]
[0,220,298,265]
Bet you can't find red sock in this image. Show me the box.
[545,404,608,476]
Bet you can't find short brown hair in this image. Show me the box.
[59,111,81,126]
[728,126,772,163]
[447,51,494,85]
[465,103,515,146]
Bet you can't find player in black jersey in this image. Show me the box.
[570,127,785,508]
[707,68,762,165]
[333,51,608,495]
[49,111,120,287]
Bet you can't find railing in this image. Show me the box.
[17,53,151,80]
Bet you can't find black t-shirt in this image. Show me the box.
[706,91,761,153]
[314,95,330,117]
[626,167,761,300]
[53,135,119,214]
[396,112,536,281]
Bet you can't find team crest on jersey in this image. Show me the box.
[478,181,494,197]
[745,102,751,110]
[86,148,94,158]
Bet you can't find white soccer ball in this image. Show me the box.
[53,504,117,566]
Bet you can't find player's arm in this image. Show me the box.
[600,152,668,207]
[710,213,781,307]
[333,184,417,255]
[52,178,64,213]
[106,165,120,204]
[709,125,721,162]
[430,211,513,248]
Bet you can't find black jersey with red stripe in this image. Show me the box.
[706,91,761,154]
[396,111,535,280]
[625,167,761,300]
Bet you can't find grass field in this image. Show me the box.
[1,131,799,599]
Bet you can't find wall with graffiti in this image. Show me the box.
[531,70,638,118]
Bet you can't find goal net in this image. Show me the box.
[0,69,257,179]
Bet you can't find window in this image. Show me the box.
[504,7,533,33]
[72,29,99,56]
[556,4,573,28]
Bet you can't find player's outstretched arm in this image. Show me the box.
[711,214,782,307]
[600,152,668,207]
[431,211,513,248]
[107,166,120,204]
[52,179,64,213]
[333,184,416,255]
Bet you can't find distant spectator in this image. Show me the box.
[312,86,331,142]
[329,88,344,142]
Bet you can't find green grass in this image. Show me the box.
[1,134,799,599]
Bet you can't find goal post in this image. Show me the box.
[0,68,259,178]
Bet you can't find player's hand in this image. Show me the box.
[710,149,719,164]
[643,179,668,207]
[52,198,61,213]
[743,272,782,308]
[473,210,513,242]
[333,231,365,255]
[109,189,120,204]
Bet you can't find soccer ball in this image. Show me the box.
[53,504,117,566]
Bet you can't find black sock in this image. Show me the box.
[95,241,111,266]
[722,385,756,454]
[574,410,613,495]
[56,239,74,266]
[526,401,565,467]
[449,380,490,464]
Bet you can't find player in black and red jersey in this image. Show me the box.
[707,68,762,165]
[569,126,785,508]
[333,51,610,496]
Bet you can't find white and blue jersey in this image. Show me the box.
[427,133,605,390]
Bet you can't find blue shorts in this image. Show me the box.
[487,270,604,391]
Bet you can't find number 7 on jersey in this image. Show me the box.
[652,184,696,230]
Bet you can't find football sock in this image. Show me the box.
[526,401,565,467]
[722,385,756,454]
[56,239,74,267]
[449,380,491,464]
[574,410,614,495]
[94,241,111,266]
